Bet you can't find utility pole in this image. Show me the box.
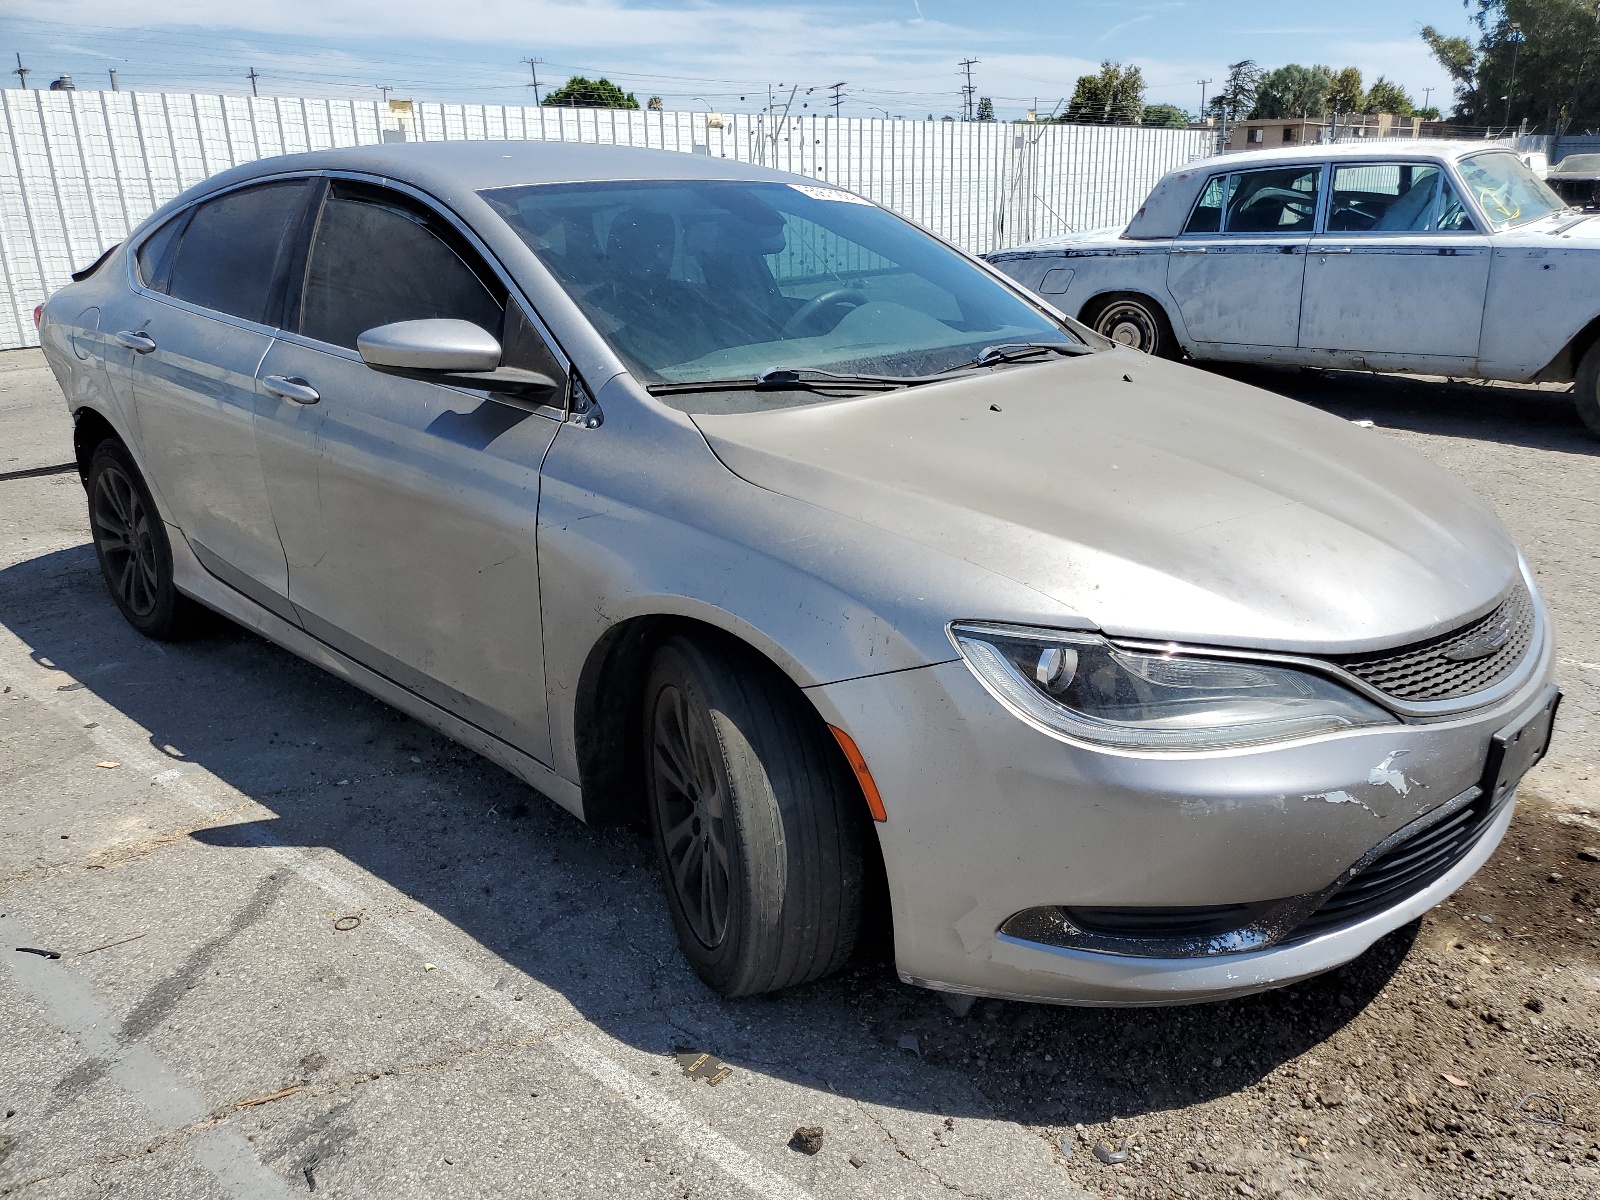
[377,84,393,103]
[958,57,979,121]
[522,57,543,104]
[829,81,846,118]
[1198,78,1211,120]
[246,66,260,97]
[1503,23,1521,130]
[13,54,30,89]
[108,68,119,91]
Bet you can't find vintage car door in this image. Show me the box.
[1299,161,1491,361]
[123,178,314,618]
[1165,164,1321,348]
[253,178,566,762]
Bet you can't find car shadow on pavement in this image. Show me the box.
[1211,364,1600,456]
[4,541,1414,1131]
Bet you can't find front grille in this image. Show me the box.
[1286,790,1507,943]
[1331,583,1534,703]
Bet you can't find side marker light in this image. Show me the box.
[827,724,887,822]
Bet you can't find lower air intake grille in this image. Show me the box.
[1287,790,1507,943]
[1331,583,1534,703]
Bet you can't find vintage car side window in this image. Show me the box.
[1183,175,1233,234]
[1222,167,1320,233]
[164,181,310,325]
[1432,178,1475,232]
[299,184,505,352]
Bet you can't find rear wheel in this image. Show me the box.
[85,439,206,640]
[1084,293,1176,358]
[643,634,865,996]
[1574,339,1600,438]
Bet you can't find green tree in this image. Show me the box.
[1362,76,1415,116]
[542,76,639,109]
[1424,3,1600,129]
[1210,59,1263,121]
[1141,103,1192,128]
[1329,66,1365,113]
[1251,64,1334,118]
[1065,61,1146,124]
[976,96,996,121]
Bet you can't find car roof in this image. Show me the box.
[1125,140,1520,239]
[136,140,811,233]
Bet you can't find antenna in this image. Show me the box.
[522,58,544,105]
[13,54,30,90]
[246,66,260,97]
[828,81,846,118]
[958,58,979,121]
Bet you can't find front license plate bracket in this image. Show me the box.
[1480,684,1561,806]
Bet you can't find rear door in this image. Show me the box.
[1298,161,1490,361]
[125,179,312,618]
[254,178,566,761]
[1165,164,1321,348]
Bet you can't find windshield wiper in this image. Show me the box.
[647,368,913,396]
[958,341,1096,369]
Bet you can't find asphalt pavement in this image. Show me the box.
[1,348,1596,1200]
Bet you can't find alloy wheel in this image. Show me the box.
[650,684,732,948]
[92,464,160,618]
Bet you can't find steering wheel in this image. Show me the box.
[782,288,868,337]
[1478,185,1520,223]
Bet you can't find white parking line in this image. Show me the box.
[6,644,818,1200]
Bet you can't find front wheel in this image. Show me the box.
[1574,339,1600,438]
[643,634,865,997]
[1084,293,1176,358]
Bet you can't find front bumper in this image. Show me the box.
[806,622,1556,1006]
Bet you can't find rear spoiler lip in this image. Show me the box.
[70,243,120,283]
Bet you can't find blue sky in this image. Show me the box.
[6,0,1476,119]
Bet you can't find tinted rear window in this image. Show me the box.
[165,181,309,325]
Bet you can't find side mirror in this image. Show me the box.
[357,319,559,403]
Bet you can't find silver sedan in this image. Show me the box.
[38,142,1558,1008]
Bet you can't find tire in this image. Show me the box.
[642,634,865,997]
[1574,339,1600,438]
[1085,292,1176,358]
[85,439,207,640]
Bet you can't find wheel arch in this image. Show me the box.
[71,405,122,483]
[1535,311,1600,383]
[1076,288,1186,355]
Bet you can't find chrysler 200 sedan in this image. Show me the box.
[987,142,1600,437]
[39,142,1558,1008]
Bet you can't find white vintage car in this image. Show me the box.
[986,142,1600,434]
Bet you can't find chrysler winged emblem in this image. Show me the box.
[1442,609,1514,662]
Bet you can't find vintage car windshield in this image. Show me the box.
[1456,151,1567,230]
[481,180,1078,387]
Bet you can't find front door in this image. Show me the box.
[125,179,312,616]
[254,179,566,761]
[1299,161,1490,361]
[1166,164,1322,348]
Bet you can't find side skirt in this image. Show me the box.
[167,523,587,821]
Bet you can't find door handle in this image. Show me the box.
[115,330,157,353]
[1318,247,1354,255]
[262,375,320,405]
[1170,246,1208,254]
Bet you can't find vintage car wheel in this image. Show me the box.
[643,633,864,997]
[1085,293,1175,357]
[86,439,207,640]
[1575,340,1600,438]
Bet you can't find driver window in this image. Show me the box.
[1327,163,1468,233]
[1221,167,1320,233]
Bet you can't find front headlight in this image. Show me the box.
[949,622,1396,752]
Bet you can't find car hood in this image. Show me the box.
[691,352,1520,653]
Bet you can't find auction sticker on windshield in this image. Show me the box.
[789,184,875,205]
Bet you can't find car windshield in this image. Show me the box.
[481,179,1080,387]
[1455,151,1567,230]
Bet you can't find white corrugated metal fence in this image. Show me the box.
[0,88,1215,349]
